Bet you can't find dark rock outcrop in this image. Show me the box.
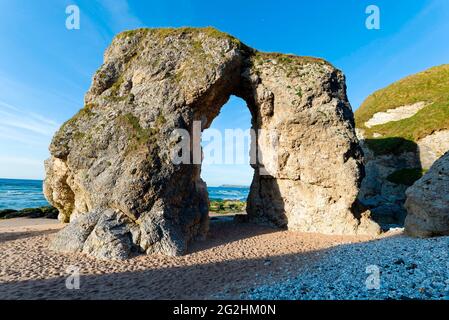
[405,151,449,237]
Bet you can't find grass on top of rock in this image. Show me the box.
[386,168,427,186]
[209,200,246,214]
[59,105,95,131]
[253,51,331,79]
[115,28,150,39]
[253,51,332,76]
[116,26,250,51]
[355,64,449,144]
[253,51,329,67]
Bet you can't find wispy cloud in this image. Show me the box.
[0,156,44,166]
[0,101,59,137]
[96,0,145,32]
[0,100,57,178]
[0,127,49,147]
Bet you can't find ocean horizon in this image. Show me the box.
[0,178,249,210]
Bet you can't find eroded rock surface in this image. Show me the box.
[45,27,379,259]
[418,130,449,169]
[405,152,449,237]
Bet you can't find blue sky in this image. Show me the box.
[0,0,448,185]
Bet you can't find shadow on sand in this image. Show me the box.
[0,218,403,300]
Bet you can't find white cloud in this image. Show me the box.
[0,100,56,179]
[96,0,145,32]
[0,156,45,180]
[0,101,59,137]
[0,127,49,147]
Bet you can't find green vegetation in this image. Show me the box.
[85,103,97,110]
[115,28,150,40]
[157,26,249,50]
[355,64,449,144]
[60,106,94,129]
[115,27,330,85]
[106,76,135,103]
[387,168,427,186]
[155,113,167,126]
[109,75,124,97]
[122,113,156,146]
[73,131,86,141]
[119,112,166,157]
[54,105,96,147]
[168,27,247,83]
[209,200,246,214]
[253,51,330,79]
[253,51,329,66]
[0,206,58,219]
[115,26,249,50]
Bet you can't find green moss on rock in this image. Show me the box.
[116,26,249,51]
[115,28,150,40]
[253,51,331,79]
[119,113,162,156]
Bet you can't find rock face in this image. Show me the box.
[355,64,449,227]
[405,152,449,237]
[356,130,449,227]
[355,135,420,226]
[418,130,449,169]
[44,27,379,259]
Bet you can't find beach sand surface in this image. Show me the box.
[0,215,384,299]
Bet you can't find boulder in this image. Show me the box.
[405,152,449,237]
[44,27,379,259]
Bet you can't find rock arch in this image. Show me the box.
[44,27,379,259]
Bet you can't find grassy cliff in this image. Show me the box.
[355,64,449,186]
[355,64,449,154]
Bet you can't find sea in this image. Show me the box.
[207,186,249,201]
[0,178,250,210]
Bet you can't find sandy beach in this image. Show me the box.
[0,216,383,300]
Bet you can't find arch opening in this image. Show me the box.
[200,95,254,220]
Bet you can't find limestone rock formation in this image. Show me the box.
[405,152,449,237]
[44,27,379,259]
[355,64,449,227]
